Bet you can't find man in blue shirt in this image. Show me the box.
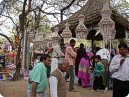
[27,54,51,97]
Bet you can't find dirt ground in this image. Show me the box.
[0,80,113,97]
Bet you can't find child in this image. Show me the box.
[91,55,108,93]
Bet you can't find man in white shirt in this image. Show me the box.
[49,58,69,97]
[50,40,64,73]
[96,48,110,87]
[109,43,129,97]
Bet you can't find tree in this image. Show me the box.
[111,0,129,20]
[1,0,32,80]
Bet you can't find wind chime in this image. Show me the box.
[75,14,89,42]
[52,27,61,46]
[125,30,129,46]
[44,30,52,52]
[28,31,35,43]
[98,0,116,88]
[98,0,116,51]
[62,22,72,44]
[33,32,45,53]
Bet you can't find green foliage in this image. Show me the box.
[111,0,129,20]
[75,40,91,47]
[9,34,15,41]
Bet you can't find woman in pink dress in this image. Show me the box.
[78,51,94,88]
[75,43,87,85]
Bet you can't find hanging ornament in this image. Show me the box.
[9,53,14,58]
[62,22,72,44]
[19,32,23,40]
[15,37,19,43]
[14,51,18,56]
[14,42,17,46]
[75,14,89,42]
[52,27,61,45]
[98,0,116,44]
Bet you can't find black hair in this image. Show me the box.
[95,47,101,52]
[80,43,84,49]
[111,53,114,58]
[61,38,64,42]
[79,43,85,55]
[70,39,76,44]
[58,38,64,44]
[40,54,51,62]
[95,55,101,60]
[29,65,33,70]
[118,42,128,49]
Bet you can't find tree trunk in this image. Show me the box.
[11,0,32,81]
[11,63,21,81]
[11,39,22,81]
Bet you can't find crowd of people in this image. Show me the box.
[27,38,129,97]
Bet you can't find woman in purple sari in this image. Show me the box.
[75,43,86,85]
[78,51,94,88]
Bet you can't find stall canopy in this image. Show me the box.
[51,0,129,40]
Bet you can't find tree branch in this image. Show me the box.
[0,18,8,26]
[0,33,13,43]
[1,15,18,26]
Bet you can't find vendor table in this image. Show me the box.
[0,72,9,80]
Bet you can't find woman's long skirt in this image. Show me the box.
[78,58,90,87]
